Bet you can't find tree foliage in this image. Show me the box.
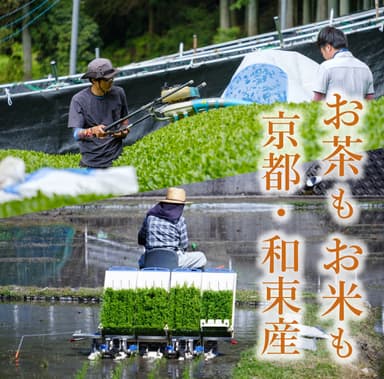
[0,0,373,83]
[30,0,101,76]
[0,0,28,54]
[85,0,219,65]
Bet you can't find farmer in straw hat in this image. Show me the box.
[138,187,207,269]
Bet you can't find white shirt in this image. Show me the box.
[314,50,374,100]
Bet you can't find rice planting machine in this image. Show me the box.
[72,266,237,361]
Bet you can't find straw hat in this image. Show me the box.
[161,187,191,204]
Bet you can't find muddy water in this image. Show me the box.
[0,198,383,378]
[0,302,257,379]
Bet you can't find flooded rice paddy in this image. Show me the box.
[0,302,258,379]
[0,197,383,378]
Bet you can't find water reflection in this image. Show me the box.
[0,199,383,305]
[0,303,257,379]
[1,301,380,378]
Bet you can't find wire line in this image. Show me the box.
[0,0,51,30]
[0,0,61,44]
[0,0,39,22]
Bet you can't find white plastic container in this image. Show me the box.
[170,268,203,289]
[200,269,237,334]
[136,268,171,290]
[103,266,138,290]
[200,268,237,292]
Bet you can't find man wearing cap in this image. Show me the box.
[68,58,130,168]
[138,187,207,270]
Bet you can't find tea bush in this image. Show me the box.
[0,97,383,218]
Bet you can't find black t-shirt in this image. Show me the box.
[68,86,128,168]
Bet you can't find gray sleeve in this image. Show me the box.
[67,97,85,129]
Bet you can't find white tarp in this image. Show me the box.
[0,156,138,203]
[222,50,319,104]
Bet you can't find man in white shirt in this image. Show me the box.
[313,26,375,101]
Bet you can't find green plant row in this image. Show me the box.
[0,97,383,218]
[100,286,233,335]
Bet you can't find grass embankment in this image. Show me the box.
[0,98,383,218]
[232,302,384,379]
[0,286,260,303]
[0,285,103,301]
